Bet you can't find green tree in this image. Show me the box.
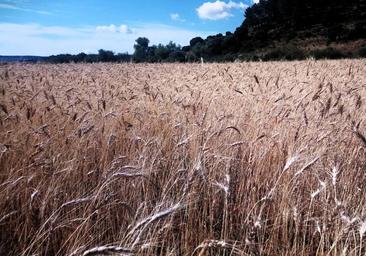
[133,37,150,62]
[98,49,116,62]
[155,44,170,61]
[190,37,204,47]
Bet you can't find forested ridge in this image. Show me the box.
[185,0,366,61]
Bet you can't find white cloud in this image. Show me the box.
[0,3,52,15]
[252,0,259,4]
[119,24,134,34]
[96,24,117,33]
[96,24,134,34]
[0,22,214,55]
[196,1,248,20]
[170,13,179,20]
[170,13,185,22]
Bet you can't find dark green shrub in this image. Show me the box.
[310,47,346,59]
[222,53,236,62]
[263,45,305,61]
[358,46,366,58]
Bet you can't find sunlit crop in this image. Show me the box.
[1,60,366,255]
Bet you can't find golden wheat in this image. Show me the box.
[0,59,366,255]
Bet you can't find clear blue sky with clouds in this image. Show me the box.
[0,0,258,56]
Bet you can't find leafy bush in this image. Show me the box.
[311,47,346,60]
[263,45,306,61]
[222,53,236,62]
[358,46,366,58]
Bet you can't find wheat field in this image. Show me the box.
[1,60,366,255]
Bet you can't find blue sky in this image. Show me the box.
[0,0,258,56]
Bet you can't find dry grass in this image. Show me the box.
[0,59,366,255]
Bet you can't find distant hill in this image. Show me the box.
[184,0,366,61]
[235,0,366,49]
[0,56,45,63]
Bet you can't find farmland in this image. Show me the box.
[1,60,366,255]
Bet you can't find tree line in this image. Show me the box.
[47,49,131,63]
[45,0,366,63]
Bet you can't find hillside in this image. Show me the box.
[186,0,366,61]
[239,0,366,43]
